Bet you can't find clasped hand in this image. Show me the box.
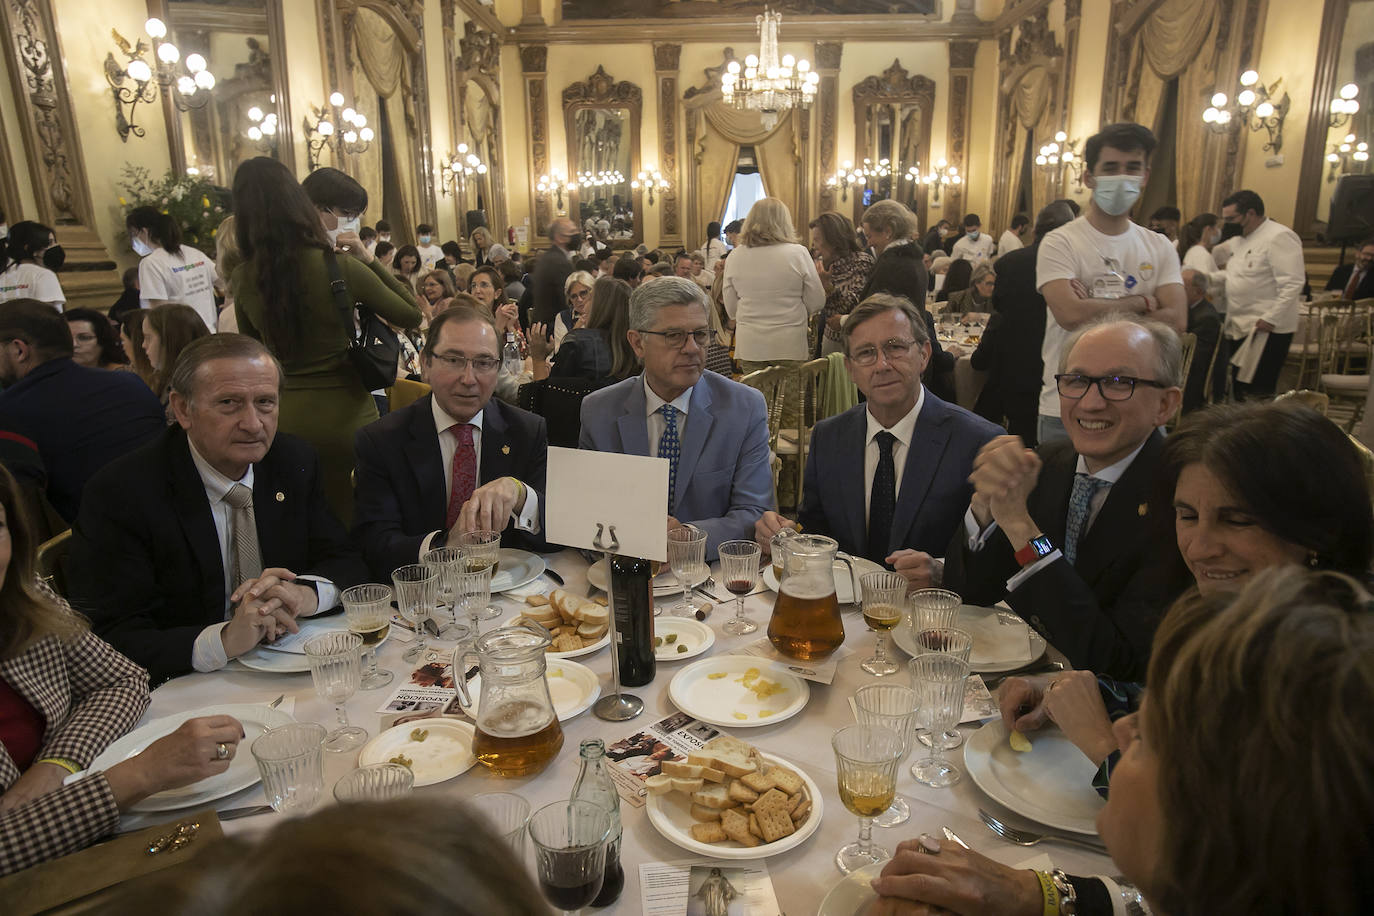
[968,436,1042,540]
[221,567,316,659]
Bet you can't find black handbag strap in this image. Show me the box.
[322,248,360,344]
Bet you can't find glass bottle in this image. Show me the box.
[609,554,655,686]
[570,738,624,907]
[502,330,523,376]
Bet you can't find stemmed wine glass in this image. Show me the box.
[666,525,708,618]
[341,583,394,690]
[717,540,761,635]
[831,724,905,874]
[456,530,503,619]
[528,799,612,916]
[909,652,969,788]
[859,572,907,676]
[392,564,438,662]
[422,546,474,640]
[302,631,368,752]
[852,683,919,827]
[913,627,973,750]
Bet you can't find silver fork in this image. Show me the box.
[978,808,1109,853]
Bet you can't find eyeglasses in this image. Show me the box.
[848,338,917,367]
[638,328,711,349]
[1055,374,1168,401]
[430,352,501,374]
[568,289,591,301]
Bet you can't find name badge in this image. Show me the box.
[1092,272,1128,300]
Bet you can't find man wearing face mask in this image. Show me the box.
[529,217,579,330]
[414,224,445,271]
[1034,122,1185,444]
[950,214,996,263]
[374,220,392,246]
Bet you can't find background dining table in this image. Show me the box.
[117,548,1116,914]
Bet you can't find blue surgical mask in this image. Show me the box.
[132,237,153,257]
[967,230,980,241]
[419,235,433,245]
[1092,175,1142,217]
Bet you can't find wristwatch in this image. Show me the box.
[1014,534,1054,567]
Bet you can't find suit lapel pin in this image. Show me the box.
[1137,503,1147,517]
[276,491,286,503]
[501,445,510,455]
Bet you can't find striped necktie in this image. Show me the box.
[223,483,263,588]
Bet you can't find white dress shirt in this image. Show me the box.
[644,377,694,457]
[187,443,336,672]
[1221,218,1305,338]
[862,390,925,523]
[997,230,1024,256]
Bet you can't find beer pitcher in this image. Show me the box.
[767,534,849,660]
[455,626,565,777]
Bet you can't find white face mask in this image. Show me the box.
[132,237,153,257]
[327,215,361,246]
[1092,175,1143,217]
[0,224,8,240]
[378,234,391,243]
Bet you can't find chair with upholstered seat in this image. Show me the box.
[387,378,432,412]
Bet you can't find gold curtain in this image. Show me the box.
[992,66,1051,233]
[754,121,800,226]
[351,8,417,234]
[691,114,739,238]
[690,101,796,240]
[1139,0,1216,78]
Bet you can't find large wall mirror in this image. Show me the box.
[852,61,935,229]
[564,66,642,248]
[155,0,293,185]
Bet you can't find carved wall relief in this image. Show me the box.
[655,42,681,245]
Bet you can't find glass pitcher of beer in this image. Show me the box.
[767,534,848,660]
[455,625,564,777]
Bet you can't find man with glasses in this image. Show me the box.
[753,294,1000,586]
[352,306,546,578]
[579,277,772,560]
[944,315,1189,681]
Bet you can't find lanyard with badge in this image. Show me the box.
[1089,253,1128,300]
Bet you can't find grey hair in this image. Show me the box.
[564,270,596,295]
[1058,312,1183,388]
[628,276,709,330]
[970,262,996,285]
[1181,268,1209,295]
[840,293,930,356]
[170,333,283,399]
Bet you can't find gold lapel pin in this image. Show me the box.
[1137,503,1147,517]
[501,445,511,455]
[276,491,286,502]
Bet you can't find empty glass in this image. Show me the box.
[392,564,438,661]
[423,546,475,640]
[342,583,394,690]
[303,631,367,752]
[910,588,962,633]
[717,539,761,635]
[333,763,414,802]
[455,564,494,642]
[252,722,325,816]
[457,530,503,619]
[913,627,973,750]
[859,572,907,676]
[909,652,969,788]
[666,525,708,617]
[528,799,612,916]
[831,724,905,874]
[469,792,532,858]
[852,684,919,827]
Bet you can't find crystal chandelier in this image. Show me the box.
[720,8,818,131]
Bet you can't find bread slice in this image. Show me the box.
[703,735,753,757]
[571,601,609,625]
[662,760,725,783]
[702,747,758,778]
[720,808,759,847]
[577,621,608,639]
[690,783,737,810]
[643,774,674,796]
[689,822,729,844]
[671,776,704,794]
[547,589,569,615]
[689,803,722,822]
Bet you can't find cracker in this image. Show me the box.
[593,595,608,606]
[689,822,729,844]
[755,804,796,843]
[720,808,759,847]
[690,803,722,822]
[740,771,774,793]
[524,594,550,606]
[727,780,760,804]
[748,813,763,839]
[552,633,583,653]
[768,766,803,795]
[791,797,812,824]
[753,788,790,814]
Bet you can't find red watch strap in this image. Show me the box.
[1015,538,1050,567]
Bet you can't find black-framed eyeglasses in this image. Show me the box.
[639,328,711,349]
[568,288,591,301]
[849,338,917,367]
[1055,374,1168,401]
[430,352,501,374]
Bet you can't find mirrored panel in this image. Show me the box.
[564,67,642,248]
[851,62,934,228]
[1317,1,1373,226]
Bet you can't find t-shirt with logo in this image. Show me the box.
[138,245,219,332]
[1034,216,1182,418]
[415,243,445,272]
[0,263,65,310]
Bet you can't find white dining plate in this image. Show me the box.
[761,555,883,605]
[963,720,1105,836]
[357,718,477,787]
[892,605,1047,673]
[546,628,611,660]
[459,658,600,722]
[818,860,886,916]
[668,656,809,728]
[646,751,824,860]
[586,558,708,597]
[653,616,715,662]
[83,703,295,813]
[234,615,387,673]
[491,549,547,593]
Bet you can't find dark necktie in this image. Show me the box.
[867,431,897,564]
[659,405,681,512]
[446,424,477,529]
[1346,268,1364,300]
[1064,472,1109,566]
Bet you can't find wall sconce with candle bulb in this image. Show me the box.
[537,169,575,212]
[1035,131,1085,193]
[304,92,374,171]
[245,106,279,153]
[631,168,669,206]
[105,18,214,142]
[440,144,488,197]
[1202,69,1290,153]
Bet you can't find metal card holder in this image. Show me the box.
[591,523,644,721]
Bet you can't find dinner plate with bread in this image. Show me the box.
[508,589,612,658]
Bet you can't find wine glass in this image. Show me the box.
[666,525,708,617]
[422,546,474,640]
[913,627,973,750]
[341,583,394,690]
[456,530,503,619]
[831,724,905,874]
[455,564,494,642]
[717,540,761,635]
[303,631,368,752]
[333,763,414,802]
[852,684,919,827]
[528,799,612,916]
[251,722,325,817]
[859,572,907,676]
[392,564,437,662]
[909,652,969,788]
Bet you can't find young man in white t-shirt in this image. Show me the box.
[998,214,1029,256]
[1035,122,1185,444]
[414,223,445,271]
[950,213,996,263]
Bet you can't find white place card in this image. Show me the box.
[545,446,669,562]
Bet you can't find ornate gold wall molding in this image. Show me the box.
[447,12,507,236]
[521,42,551,236]
[654,42,682,246]
[851,59,936,228]
[946,40,978,220]
[815,41,841,214]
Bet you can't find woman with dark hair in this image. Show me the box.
[63,308,128,370]
[126,206,218,332]
[374,240,395,269]
[531,276,631,383]
[808,210,873,355]
[392,244,423,294]
[701,219,726,272]
[120,312,157,389]
[418,269,456,325]
[108,267,142,325]
[936,257,973,304]
[1179,213,1225,310]
[143,304,210,418]
[229,156,421,522]
[0,221,65,310]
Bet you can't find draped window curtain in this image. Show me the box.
[690,102,797,242]
[993,66,1053,233]
[351,8,418,234]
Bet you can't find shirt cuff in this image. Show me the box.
[963,507,998,550]
[295,576,337,616]
[1005,548,1063,592]
[192,622,231,672]
[513,485,541,533]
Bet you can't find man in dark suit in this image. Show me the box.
[1325,238,1374,301]
[1180,267,1221,414]
[528,218,578,328]
[68,335,366,684]
[353,306,547,579]
[0,299,163,521]
[971,201,1076,445]
[754,294,1001,588]
[944,316,1190,681]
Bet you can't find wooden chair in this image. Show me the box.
[1168,332,1197,429]
[1315,299,1372,431]
[387,378,432,411]
[740,365,789,509]
[774,358,830,507]
[36,529,71,598]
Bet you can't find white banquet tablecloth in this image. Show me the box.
[121,549,1115,914]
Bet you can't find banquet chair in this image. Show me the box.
[775,358,830,507]
[387,378,431,412]
[36,529,71,598]
[1169,332,1198,430]
[740,365,788,508]
[1315,299,1372,431]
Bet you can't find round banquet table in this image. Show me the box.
[119,549,1116,913]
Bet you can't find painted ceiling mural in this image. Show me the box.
[561,0,937,19]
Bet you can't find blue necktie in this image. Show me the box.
[1064,472,1109,566]
[659,404,681,512]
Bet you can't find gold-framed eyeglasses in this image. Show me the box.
[848,338,917,367]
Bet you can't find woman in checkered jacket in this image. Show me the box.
[0,466,246,875]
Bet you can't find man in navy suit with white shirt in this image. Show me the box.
[755,294,1001,588]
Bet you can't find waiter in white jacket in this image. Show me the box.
[1218,189,1304,400]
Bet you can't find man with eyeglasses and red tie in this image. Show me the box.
[943,314,1193,682]
[351,306,546,579]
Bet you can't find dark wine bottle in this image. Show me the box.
[609,554,655,687]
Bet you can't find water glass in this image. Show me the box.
[528,799,612,916]
[852,684,919,827]
[717,539,761,635]
[469,792,531,859]
[392,564,438,661]
[342,583,394,690]
[909,652,969,788]
[666,525,708,618]
[859,572,907,676]
[252,722,326,816]
[456,530,503,619]
[303,631,367,752]
[423,546,475,640]
[913,627,974,750]
[831,724,905,874]
[333,763,414,803]
[910,588,962,633]
[455,564,494,641]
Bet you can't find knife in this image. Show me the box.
[941,826,971,850]
[219,804,274,821]
[543,568,565,586]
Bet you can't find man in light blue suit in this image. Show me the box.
[579,277,773,559]
[755,294,1001,588]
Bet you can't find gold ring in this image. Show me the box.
[215,742,230,760]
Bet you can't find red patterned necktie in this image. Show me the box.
[446,423,477,529]
[1346,268,1363,300]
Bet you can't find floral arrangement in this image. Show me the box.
[117,165,230,253]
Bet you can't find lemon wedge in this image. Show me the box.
[1009,730,1032,753]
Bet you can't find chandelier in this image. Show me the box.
[720,8,818,131]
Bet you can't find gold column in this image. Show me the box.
[815,42,842,215]
[946,40,978,221]
[654,42,682,250]
[521,44,551,238]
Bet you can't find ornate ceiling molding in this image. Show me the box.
[853,59,937,107]
[562,66,642,107]
[514,17,996,45]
